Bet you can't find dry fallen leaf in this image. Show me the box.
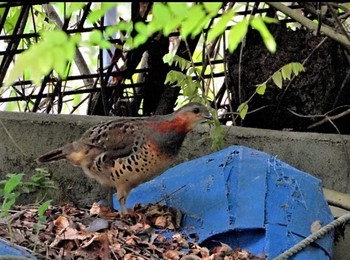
[0,203,265,260]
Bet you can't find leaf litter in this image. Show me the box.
[0,203,266,259]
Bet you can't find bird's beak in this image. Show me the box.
[204,113,214,121]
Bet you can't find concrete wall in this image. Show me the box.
[0,110,349,258]
[0,110,349,204]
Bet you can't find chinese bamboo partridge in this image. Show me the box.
[36,102,212,213]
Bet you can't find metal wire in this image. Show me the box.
[273,212,350,260]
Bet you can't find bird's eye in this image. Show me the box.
[193,107,200,114]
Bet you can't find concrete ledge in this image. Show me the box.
[1,110,349,206]
[1,111,349,259]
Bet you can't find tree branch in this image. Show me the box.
[266,2,350,48]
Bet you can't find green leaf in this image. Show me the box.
[4,174,23,197]
[105,25,119,36]
[250,16,276,53]
[211,123,225,151]
[174,56,191,71]
[89,29,102,44]
[263,16,279,24]
[135,21,148,35]
[87,9,105,24]
[163,3,189,36]
[101,2,118,11]
[208,9,235,42]
[228,18,249,53]
[203,2,222,16]
[183,80,199,97]
[163,53,174,65]
[4,7,20,34]
[35,45,54,76]
[133,33,148,48]
[191,15,211,37]
[66,2,86,17]
[5,30,77,87]
[163,16,184,36]
[63,40,77,62]
[272,71,283,88]
[51,46,67,77]
[70,33,82,45]
[281,63,292,80]
[41,30,68,45]
[256,84,266,95]
[99,39,111,49]
[187,67,196,75]
[168,2,189,16]
[181,5,206,39]
[38,200,51,217]
[291,62,305,76]
[110,21,133,35]
[164,70,186,85]
[153,3,172,28]
[87,3,118,24]
[3,198,16,212]
[237,102,249,120]
[4,54,28,87]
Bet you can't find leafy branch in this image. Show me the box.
[237,62,305,120]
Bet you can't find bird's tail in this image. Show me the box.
[36,147,68,163]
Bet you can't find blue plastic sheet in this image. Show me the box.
[0,237,37,259]
[114,145,334,259]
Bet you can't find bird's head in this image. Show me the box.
[168,102,213,133]
[174,102,213,124]
[148,102,213,134]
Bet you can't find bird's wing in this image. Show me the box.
[80,118,146,155]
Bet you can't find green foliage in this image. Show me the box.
[163,53,191,71]
[208,9,235,42]
[269,62,305,89]
[256,84,266,95]
[0,173,23,240]
[250,16,278,53]
[33,199,51,252]
[210,114,226,151]
[123,3,231,50]
[0,169,55,241]
[237,102,249,120]
[237,62,306,120]
[66,2,87,18]
[122,2,277,55]
[5,30,81,87]
[87,3,118,24]
[0,173,23,217]
[0,168,56,207]
[228,18,249,53]
[85,29,111,49]
[2,6,20,34]
[165,70,201,98]
[22,168,57,201]
[4,2,278,98]
[163,54,225,151]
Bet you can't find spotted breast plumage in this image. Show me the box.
[36,102,212,213]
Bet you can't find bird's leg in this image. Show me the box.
[107,187,114,209]
[117,191,128,215]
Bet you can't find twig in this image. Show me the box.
[333,69,350,108]
[306,107,350,129]
[274,36,328,121]
[284,107,350,188]
[266,2,350,48]
[0,120,25,155]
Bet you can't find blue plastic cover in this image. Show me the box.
[0,237,37,259]
[113,145,334,259]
